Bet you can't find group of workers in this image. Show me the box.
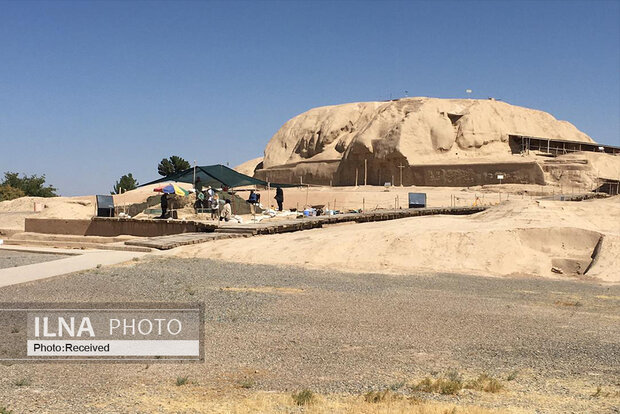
[159,177,284,222]
[247,186,284,214]
[194,177,232,221]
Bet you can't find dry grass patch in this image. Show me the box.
[175,376,189,386]
[554,300,583,307]
[13,378,30,387]
[412,372,505,395]
[592,386,620,398]
[126,385,510,413]
[412,371,463,395]
[292,389,316,406]
[464,374,504,393]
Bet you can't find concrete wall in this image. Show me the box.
[25,218,216,237]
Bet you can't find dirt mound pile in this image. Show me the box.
[234,157,263,177]
[256,97,600,186]
[177,197,620,283]
[0,196,95,230]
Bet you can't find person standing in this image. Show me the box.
[195,190,205,212]
[210,193,220,220]
[274,186,284,211]
[159,194,168,219]
[247,190,258,215]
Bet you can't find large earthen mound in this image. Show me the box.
[256,97,605,187]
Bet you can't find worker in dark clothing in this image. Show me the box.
[159,194,168,219]
[195,176,203,193]
[247,190,259,215]
[274,186,284,211]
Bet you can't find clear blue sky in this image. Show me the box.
[1,0,618,196]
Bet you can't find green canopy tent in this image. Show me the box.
[140,164,294,189]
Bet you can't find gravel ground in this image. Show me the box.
[0,250,68,269]
[0,257,618,413]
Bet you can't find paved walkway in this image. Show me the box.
[0,245,148,288]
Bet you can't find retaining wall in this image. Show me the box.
[258,160,546,187]
[24,217,216,237]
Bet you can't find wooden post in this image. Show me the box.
[363,197,365,212]
[193,161,196,187]
[355,168,358,187]
[398,163,405,186]
[267,182,271,210]
[364,159,367,186]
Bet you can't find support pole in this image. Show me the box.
[364,159,367,186]
[398,163,405,186]
[267,181,271,210]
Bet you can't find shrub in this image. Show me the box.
[412,374,462,395]
[364,389,406,403]
[292,389,315,406]
[464,373,504,393]
[14,378,30,387]
[238,378,255,389]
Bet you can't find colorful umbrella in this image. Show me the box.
[153,184,189,196]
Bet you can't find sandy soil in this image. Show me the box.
[175,196,620,283]
[0,195,95,230]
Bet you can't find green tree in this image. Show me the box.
[111,173,139,194]
[1,172,57,197]
[157,156,191,177]
[0,185,26,201]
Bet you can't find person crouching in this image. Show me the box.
[220,199,232,222]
